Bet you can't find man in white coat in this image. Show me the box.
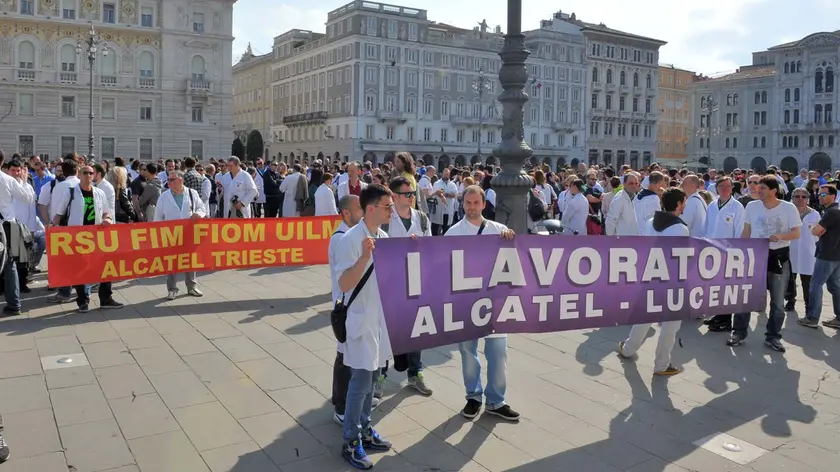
[336,162,367,201]
[223,157,258,218]
[445,185,520,422]
[279,164,305,218]
[154,170,207,300]
[605,171,640,236]
[51,164,113,313]
[334,184,395,469]
[680,174,708,237]
[619,187,689,376]
[634,171,666,234]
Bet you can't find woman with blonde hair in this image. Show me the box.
[106,166,136,223]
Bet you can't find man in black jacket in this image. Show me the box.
[262,161,283,218]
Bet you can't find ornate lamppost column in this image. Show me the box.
[473,67,491,162]
[77,23,105,163]
[490,0,533,235]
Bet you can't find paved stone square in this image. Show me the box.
[2,265,840,472]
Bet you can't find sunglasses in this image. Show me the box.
[81,171,94,176]
[396,191,415,198]
[167,177,180,182]
[819,192,830,197]
[377,203,395,210]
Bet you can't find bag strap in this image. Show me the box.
[477,220,486,235]
[64,187,76,223]
[420,211,428,233]
[345,264,374,309]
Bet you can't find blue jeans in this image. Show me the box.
[342,367,379,442]
[58,285,91,307]
[3,253,20,309]
[30,230,46,268]
[806,259,840,322]
[733,261,790,340]
[458,337,507,409]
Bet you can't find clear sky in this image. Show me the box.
[232,0,840,76]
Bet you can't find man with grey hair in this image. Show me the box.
[223,156,258,218]
[680,174,708,237]
[605,171,640,236]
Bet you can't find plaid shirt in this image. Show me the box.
[183,169,203,194]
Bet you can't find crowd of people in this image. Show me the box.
[3,147,840,468]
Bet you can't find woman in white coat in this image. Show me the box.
[154,170,207,301]
[560,178,589,236]
[315,172,338,216]
[788,187,820,312]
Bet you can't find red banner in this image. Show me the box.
[46,216,341,286]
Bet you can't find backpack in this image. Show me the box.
[527,190,546,222]
[381,211,429,234]
[59,187,76,227]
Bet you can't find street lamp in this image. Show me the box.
[491,0,533,236]
[699,93,719,169]
[76,23,106,163]
[472,68,492,162]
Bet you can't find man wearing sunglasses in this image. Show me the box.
[800,185,840,330]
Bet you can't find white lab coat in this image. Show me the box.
[386,208,432,238]
[12,178,43,232]
[279,171,303,217]
[200,177,212,208]
[315,183,338,216]
[434,179,458,219]
[634,191,661,235]
[329,221,351,355]
[561,192,588,236]
[334,220,392,371]
[605,189,638,236]
[55,185,109,226]
[704,197,745,239]
[682,192,708,238]
[153,188,206,222]
[96,178,116,221]
[336,179,368,201]
[253,173,266,204]
[0,171,28,222]
[224,170,259,218]
[791,209,820,276]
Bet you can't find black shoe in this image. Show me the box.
[486,404,521,422]
[78,304,90,313]
[708,322,732,333]
[785,302,795,311]
[1,306,21,317]
[726,333,745,346]
[361,427,392,451]
[20,285,31,293]
[764,339,786,353]
[100,298,124,309]
[0,433,9,462]
[461,399,483,419]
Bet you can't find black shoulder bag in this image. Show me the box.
[330,263,374,343]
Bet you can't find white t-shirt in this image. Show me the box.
[744,199,802,250]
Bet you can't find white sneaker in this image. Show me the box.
[187,288,204,297]
[333,412,344,425]
[166,290,178,300]
[371,397,380,409]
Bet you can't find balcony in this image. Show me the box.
[59,72,78,84]
[605,83,616,92]
[619,84,631,94]
[187,79,212,94]
[605,110,619,119]
[283,111,328,126]
[138,77,156,88]
[450,115,480,125]
[592,81,603,91]
[16,69,36,81]
[377,110,407,122]
[551,121,575,132]
[646,87,657,96]
[100,75,118,87]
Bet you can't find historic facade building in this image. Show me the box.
[0,0,235,160]
[265,3,653,170]
[656,65,699,166]
[232,43,272,154]
[690,31,840,174]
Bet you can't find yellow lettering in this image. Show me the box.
[263,249,276,265]
[50,232,73,256]
[132,258,149,276]
[323,220,340,238]
[162,254,178,272]
[102,260,118,279]
[291,247,304,263]
[160,226,183,248]
[194,223,209,245]
[243,223,265,242]
[177,253,190,270]
[75,231,96,255]
[222,223,241,244]
[275,221,293,241]
[97,230,120,253]
[247,249,262,265]
[130,228,148,250]
[211,251,225,266]
[226,250,241,266]
[191,252,205,269]
[305,221,319,240]
[149,257,164,273]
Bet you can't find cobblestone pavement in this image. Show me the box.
[1,265,839,472]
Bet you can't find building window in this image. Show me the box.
[60,44,77,72]
[139,138,153,159]
[19,135,34,156]
[191,140,204,159]
[191,106,203,122]
[101,97,115,119]
[101,137,115,159]
[365,125,374,139]
[440,129,448,142]
[139,51,155,78]
[365,95,375,112]
[785,89,790,102]
[423,127,431,141]
[61,136,76,155]
[139,100,152,121]
[61,96,76,118]
[103,3,116,23]
[591,67,598,83]
[20,0,34,15]
[18,41,35,70]
[62,0,76,19]
[386,126,395,140]
[193,13,205,33]
[141,6,154,27]
[407,127,414,141]
[18,93,34,116]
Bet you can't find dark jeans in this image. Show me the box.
[332,352,352,415]
[250,203,264,218]
[432,214,451,236]
[71,285,92,308]
[264,195,281,218]
[380,351,423,378]
[98,282,113,303]
[785,272,812,309]
[733,262,790,341]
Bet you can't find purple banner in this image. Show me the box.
[375,235,769,355]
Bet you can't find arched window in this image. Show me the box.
[815,104,823,123]
[645,73,651,88]
[784,110,790,124]
[733,93,739,105]
[761,91,767,103]
[754,91,760,104]
[783,136,788,148]
[795,136,799,147]
[606,69,612,84]
[794,88,800,101]
[592,67,598,83]
[810,136,815,147]
[819,135,825,148]
[827,67,834,93]
[753,137,758,148]
[700,96,706,108]
[784,62,790,74]
[138,51,154,77]
[101,48,117,77]
[60,44,76,72]
[633,72,638,87]
[826,104,833,123]
[815,68,824,93]
[619,70,626,85]
[784,88,790,102]
[725,137,731,148]
[761,137,766,147]
[797,61,802,72]
[18,40,35,69]
[733,137,738,148]
[726,94,732,106]
[191,55,206,81]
